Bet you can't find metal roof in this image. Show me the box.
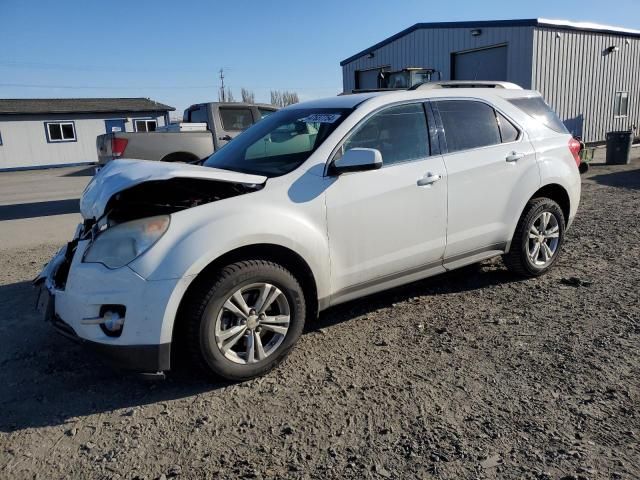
[0,97,175,115]
[340,18,640,66]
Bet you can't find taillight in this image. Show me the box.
[111,137,128,158]
[568,138,582,167]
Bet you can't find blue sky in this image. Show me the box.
[1,0,639,114]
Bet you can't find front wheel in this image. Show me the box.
[504,198,566,277]
[184,260,306,381]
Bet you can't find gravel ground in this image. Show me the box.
[1,160,639,480]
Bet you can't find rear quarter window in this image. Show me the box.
[508,97,568,134]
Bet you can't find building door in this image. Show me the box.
[355,69,382,89]
[105,119,126,133]
[452,45,508,81]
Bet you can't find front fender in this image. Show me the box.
[128,197,330,300]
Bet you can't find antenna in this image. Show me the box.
[219,68,225,102]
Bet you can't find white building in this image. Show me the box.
[0,98,174,170]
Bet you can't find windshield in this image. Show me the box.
[204,107,352,176]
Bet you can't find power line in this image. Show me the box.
[0,60,222,74]
[0,82,339,91]
[0,82,216,90]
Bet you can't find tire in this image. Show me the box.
[504,198,566,277]
[184,260,306,381]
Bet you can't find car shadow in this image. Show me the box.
[0,199,79,221]
[61,166,96,177]
[0,261,521,432]
[588,167,640,190]
[0,281,223,433]
[309,261,520,332]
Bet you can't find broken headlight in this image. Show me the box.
[83,215,170,269]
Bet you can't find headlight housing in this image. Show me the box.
[83,215,170,269]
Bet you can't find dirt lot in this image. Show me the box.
[1,159,639,479]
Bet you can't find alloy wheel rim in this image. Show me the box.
[527,211,560,267]
[214,282,290,365]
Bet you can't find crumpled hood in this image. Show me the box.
[80,159,267,219]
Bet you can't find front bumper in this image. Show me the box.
[50,313,171,371]
[36,232,192,372]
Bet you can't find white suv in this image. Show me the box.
[36,84,581,380]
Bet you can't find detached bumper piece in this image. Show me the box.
[52,315,171,372]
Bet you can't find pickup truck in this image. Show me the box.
[96,102,277,165]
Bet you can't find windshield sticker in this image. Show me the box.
[299,113,341,124]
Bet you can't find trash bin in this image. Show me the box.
[606,130,633,165]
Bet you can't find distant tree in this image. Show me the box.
[270,90,299,107]
[241,88,255,103]
[218,86,235,103]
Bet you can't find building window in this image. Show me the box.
[614,91,629,117]
[134,119,157,132]
[45,121,76,143]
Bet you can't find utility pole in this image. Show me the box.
[219,68,225,102]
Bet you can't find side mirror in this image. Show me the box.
[332,148,383,174]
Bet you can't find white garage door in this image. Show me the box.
[453,45,508,81]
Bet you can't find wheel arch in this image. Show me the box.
[506,182,571,253]
[171,243,319,358]
[530,183,571,224]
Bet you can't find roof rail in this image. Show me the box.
[410,81,523,90]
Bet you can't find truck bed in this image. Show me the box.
[97,131,214,165]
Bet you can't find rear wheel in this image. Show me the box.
[184,260,306,381]
[504,198,565,277]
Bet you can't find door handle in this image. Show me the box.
[506,151,525,162]
[417,173,441,187]
[219,134,232,141]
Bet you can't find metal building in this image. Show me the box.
[0,98,174,170]
[340,19,640,143]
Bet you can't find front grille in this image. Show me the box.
[52,239,79,290]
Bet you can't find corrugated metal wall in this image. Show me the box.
[342,24,640,143]
[342,26,535,92]
[533,27,640,143]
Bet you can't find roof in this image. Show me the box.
[340,18,640,66]
[288,92,386,110]
[0,97,175,115]
[284,86,540,114]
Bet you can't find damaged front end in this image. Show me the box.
[103,177,262,224]
[42,160,266,286]
[79,158,267,221]
[34,159,268,372]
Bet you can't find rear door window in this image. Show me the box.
[220,108,254,131]
[508,96,568,133]
[437,100,501,153]
[188,106,209,125]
